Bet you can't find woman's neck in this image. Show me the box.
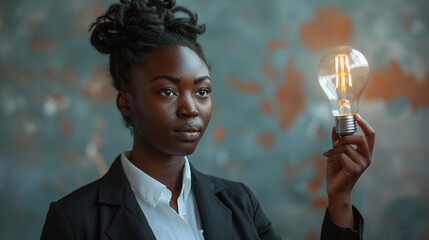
[128,139,185,194]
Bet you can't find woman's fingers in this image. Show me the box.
[325,151,361,196]
[328,152,361,179]
[324,144,370,170]
[333,135,371,160]
[355,113,375,154]
[331,126,341,146]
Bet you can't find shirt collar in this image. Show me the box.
[120,151,192,207]
[181,156,192,202]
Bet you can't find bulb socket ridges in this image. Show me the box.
[335,115,357,137]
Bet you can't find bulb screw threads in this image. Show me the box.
[335,115,357,137]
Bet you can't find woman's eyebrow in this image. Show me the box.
[194,75,210,84]
[150,75,211,84]
[150,75,180,83]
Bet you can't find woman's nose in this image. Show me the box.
[177,93,199,118]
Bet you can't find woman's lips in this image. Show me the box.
[172,124,202,142]
[172,130,200,142]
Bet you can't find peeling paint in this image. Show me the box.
[300,5,352,50]
[366,61,429,112]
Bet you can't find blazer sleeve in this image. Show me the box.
[321,205,364,240]
[41,202,75,240]
[241,182,364,240]
[240,183,282,240]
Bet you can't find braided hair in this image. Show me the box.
[89,0,207,130]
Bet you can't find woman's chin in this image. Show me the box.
[174,146,198,156]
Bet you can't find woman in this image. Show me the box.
[41,0,375,239]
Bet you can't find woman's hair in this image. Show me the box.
[89,0,207,130]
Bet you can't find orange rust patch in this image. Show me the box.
[267,39,288,51]
[402,13,416,32]
[307,231,319,240]
[240,8,251,20]
[59,150,82,163]
[88,134,108,176]
[92,3,105,20]
[43,67,56,79]
[66,2,105,36]
[39,67,77,85]
[81,68,116,103]
[92,134,103,148]
[366,61,429,112]
[315,126,325,141]
[310,197,328,209]
[284,158,310,177]
[60,120,73,137]
[212,125,227,144]
[260,98,272,115]
[30,35,56,52]
[262,39,288,80]
[274,61,305,131]
[257,131,276,150]
[262,65,278,80]
[220,159,245,177]
[95,117,106,131]
[228,76,262,94]
[300,5,352,50]
[62,68,78,85]
[2,66,77,87]
[307,156,326,193]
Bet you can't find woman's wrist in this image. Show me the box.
[327,193,354,228]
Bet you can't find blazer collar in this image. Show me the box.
[98,156,156,240]
[97,156,233,240]
[191,165,232,240]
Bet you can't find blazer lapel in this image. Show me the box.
[191,166,232,240]
[98,156,156,240]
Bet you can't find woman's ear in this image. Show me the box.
[116,91,132,117]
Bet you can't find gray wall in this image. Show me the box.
[1,0,428,239]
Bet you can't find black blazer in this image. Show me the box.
[41,156,363,239]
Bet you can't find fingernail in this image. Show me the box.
[323,151,328,156]
[334,139,343,147]
[333,140,339,146]
[355,113,361,119]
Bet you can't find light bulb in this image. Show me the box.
[318,45,369,136]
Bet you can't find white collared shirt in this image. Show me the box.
[120,151,204,240]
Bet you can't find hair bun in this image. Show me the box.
[147,0,175,9]
[90,22,116,54]
[89,0,206,55]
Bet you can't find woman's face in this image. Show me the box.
[128,45,212,156]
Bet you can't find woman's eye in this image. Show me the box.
[159,89,175,96]
[196,88,212,97]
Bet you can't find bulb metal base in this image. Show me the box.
[335,115,357,137]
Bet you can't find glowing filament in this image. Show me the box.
[334,53,353,110]
[335,54,352,91]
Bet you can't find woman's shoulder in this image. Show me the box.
[202,174,248,191]
[191,167,257,203]
[55,178,102,208]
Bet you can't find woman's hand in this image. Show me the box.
[323,113,375,228]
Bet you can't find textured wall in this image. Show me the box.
[1,0,428,239]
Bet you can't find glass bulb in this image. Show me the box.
[318,45,369,136]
